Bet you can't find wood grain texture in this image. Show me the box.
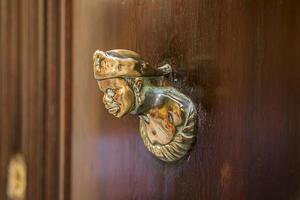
[0,1,23,199]
[0,0,71,199]
[72,0,300,199]
[59,1,73,200]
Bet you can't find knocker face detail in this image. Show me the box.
[98,78,135,118]
[93,49,197,162]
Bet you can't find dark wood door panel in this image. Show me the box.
[72,0,300,199]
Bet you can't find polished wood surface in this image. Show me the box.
[72,0,300,199]
[1,0,300,199]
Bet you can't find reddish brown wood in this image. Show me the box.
[1,0,300,199]
[0,0,71,199]
[0,1,23,199]
[20,0,46,199]
[72,0,300,200]
[60,0,73,200]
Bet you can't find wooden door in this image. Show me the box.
[1,0,300,200]
[71,0,300,200]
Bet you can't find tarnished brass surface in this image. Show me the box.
[93,49,196,162]
[7,154,26,200]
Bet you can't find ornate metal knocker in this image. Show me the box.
[93,49,197,162]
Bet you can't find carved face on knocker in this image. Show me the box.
[97,78,135,118]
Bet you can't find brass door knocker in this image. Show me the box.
[93,49,197,162]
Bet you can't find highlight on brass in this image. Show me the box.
[7,154,27,200]
[93,49,197,162]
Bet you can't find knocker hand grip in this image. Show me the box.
[93,49,197,162]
